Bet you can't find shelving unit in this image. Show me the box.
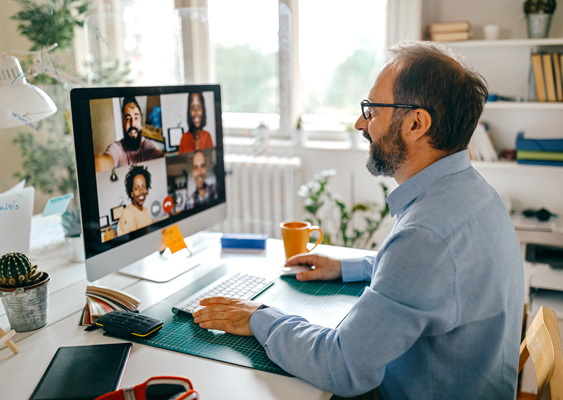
[444,39,563,216]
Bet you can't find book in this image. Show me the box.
[517,150,563,161]
[531,53,547,102]
[517,159,563,167]
[29,343,131,400]
[428,21,471,33]
[516,132,563,152]
[468,123,498,161]
[430,31,471,42]
[542,53,557,102]
[552,52,563,101]
[80,285,141,325]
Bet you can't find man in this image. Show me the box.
[185,150,218,209]
[192,42,524,399]
[96,97,163,172]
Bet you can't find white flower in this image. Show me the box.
[313,173,320,181]
[304,198,314,206]
[321,169,337,178]
[309,181,321,193]
[298,185,310,197]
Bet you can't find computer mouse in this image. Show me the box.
[280,265,313,277]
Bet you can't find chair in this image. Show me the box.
[517,306,563,399]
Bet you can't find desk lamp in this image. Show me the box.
[0,54,57,129]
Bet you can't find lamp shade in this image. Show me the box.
[0,55,57,129]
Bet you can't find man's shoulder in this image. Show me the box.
[105,139,125,153]
[140,137,158,150]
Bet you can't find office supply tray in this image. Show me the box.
[106,266,368,375]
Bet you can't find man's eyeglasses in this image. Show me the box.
[95,376,198,400]
[361,99,423,120]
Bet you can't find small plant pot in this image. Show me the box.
[526,13,553,38]
[0,274,50,332]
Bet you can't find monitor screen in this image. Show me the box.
[70,85,226,282]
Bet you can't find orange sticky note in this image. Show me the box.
[162,224,187,254]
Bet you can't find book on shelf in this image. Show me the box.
[80,285,141,326]
[517,150,563,161]
[430,31,471,42]
[468,123,498,162]
[428,20,471,33]
[552,53,563,101]
[517,159,563,167]
[516,132,563,152]
[542,53,557,102]
[531,53,547,102]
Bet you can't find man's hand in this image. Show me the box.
[286,253,342,281]
[192,297,262,336]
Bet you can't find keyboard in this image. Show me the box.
[171,273,274,315]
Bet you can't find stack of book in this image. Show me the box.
[80,285,141,326]
[428,21,471,42]
[531,52,563,102]
[516,132,563,166]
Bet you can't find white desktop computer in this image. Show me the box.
[70,85,226,282]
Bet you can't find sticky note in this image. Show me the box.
[42,193,74,217]
[162,224,187,254]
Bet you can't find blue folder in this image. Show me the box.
[516,132,563,152]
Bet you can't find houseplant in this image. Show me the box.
[299,170,390,249]
[62,208,84,262]
[0,252,50,332]
[523,0,557,38]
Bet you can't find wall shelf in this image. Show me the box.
[446,38,563,48]
[485,101,563,110]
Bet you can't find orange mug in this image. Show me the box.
[280,221,323,260]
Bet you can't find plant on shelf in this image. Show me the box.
[0,252,50,332]
[298,170,390,249]
[523,0,557,38]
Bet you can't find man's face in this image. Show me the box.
[189,94,203,129]
[131,174,147,209]
[354,67,408,178]
[122,103,142,150]
[192,152,207,190]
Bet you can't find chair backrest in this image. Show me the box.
[518,306,563,399]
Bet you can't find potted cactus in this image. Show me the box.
[524,0,557,38]
[0,252,50,332]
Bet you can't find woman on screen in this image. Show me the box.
[179,92,214,154]
[117,165,153,236]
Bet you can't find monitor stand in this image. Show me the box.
[118,246,200,283]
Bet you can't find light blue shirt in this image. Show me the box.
[250,150,524,399]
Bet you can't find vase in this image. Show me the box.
[65,235,85,263]
[0,274,50,332]
[526,13,553,39]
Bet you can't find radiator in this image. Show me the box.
[213,154,302,239]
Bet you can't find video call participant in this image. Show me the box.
[185,150,218,209]
[96,97,164,172]
[117,165,153,236]
[192,42,524,399]
[179,92,214,154]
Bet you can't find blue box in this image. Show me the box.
[221,233,267,250]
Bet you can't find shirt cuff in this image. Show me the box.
[250,306,286,344]
[341,256,375,282]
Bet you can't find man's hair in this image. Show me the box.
[187,92,207,133]
[121,96,142,120]
[387,41,488,153]
[124,165,151,201]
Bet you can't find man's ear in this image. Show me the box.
[404,109,432,142]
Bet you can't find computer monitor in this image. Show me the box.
[70,85,226,282]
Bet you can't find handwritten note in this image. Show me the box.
[42,193,74,217]
[0,200,20,212]
[162,224,187,254]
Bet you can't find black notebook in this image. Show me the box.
[29,342,132,400]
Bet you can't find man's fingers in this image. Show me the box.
[193,311,227,323]
[296,269,318,281]
[286,253,318,267]
[199,296,232,306]
[198,320,227,331]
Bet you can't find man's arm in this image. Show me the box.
[95,154,115,173]
[195,227,457,397]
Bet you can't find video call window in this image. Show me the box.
[89,91,220,243]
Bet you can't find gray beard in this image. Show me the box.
[365,118,407,177]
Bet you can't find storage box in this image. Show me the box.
[221,233,267,250]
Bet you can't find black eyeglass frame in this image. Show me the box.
[361,99,424,120]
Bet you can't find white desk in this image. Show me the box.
[0,230,374,400]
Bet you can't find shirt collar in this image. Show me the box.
[386,149,472,217]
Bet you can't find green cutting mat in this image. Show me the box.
[113,267,368,375]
